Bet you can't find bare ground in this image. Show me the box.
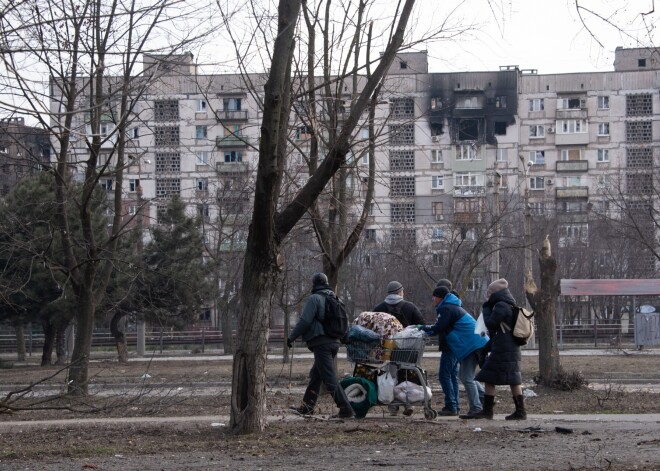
[0,351,659,470]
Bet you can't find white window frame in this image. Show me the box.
[197,99,208,112]
[557,119,588,134]
[196,125,208,139]
[129,179,140,192]
[529,125,545,138]
[529,150,545,165]
[597,122,610,136]
[361,152,370,165]
[496,148,507,162]
[529,98,544,112]
[360,128,369,139]
[456,143,478,160]
[128,127,139,139]
[564,176,584,187]
[431,175,443,189]
[529,176,545,190]
[196,151,209,165]
[224,151,242,163]
[597,149,609,162]
[431,149,443,164]
[597,96,609,109]
[195,178,208,191]
[128,205,137,216]
[557,97,586,110]
[454,172,484,187]
[431,227,445,239]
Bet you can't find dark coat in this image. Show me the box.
[474,288,522,385]
[372,300,424,327]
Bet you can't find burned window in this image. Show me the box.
[558,97,585,109]
[626,94,652,116]
[155,178,180,198]
[390,98,415,119]
[389,150,415,171]
[626,120,652,142]
[390,176,415,197]
[494,122,507,135]
[626,147,653,168]
[389,124,415,145]
[154,100,179,121]
[155,152,181,173]
[154,126,180,147]
[391,228,416,245]
[431,122,443,136]
[495,96,507,109]
[156,205,169,223]
[390,202,415,224]
[458,119,480,141]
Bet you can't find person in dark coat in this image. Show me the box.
[373,281,425,327]
[287,273,354,419]
[474,278,527,420]
[373,280,424,416]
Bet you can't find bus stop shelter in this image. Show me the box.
[560,279,660,349]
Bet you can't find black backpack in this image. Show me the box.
[320,293,349,341]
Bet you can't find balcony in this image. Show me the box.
[554,132,589,146]
[215,110,248,122]
[556,186,589,199]
[454,212,483,224]
[556,109,588,120]
[453,185,486,197]
[556,160,588,172]
[216,135,249,148]
[216,161,249,173]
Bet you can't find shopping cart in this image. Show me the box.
[346,334,438,420]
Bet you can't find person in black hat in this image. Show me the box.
[373,280,425,416]
[287,273,354,419]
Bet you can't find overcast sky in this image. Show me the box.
[416,0,659,74]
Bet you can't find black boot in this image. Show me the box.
[289,402,315,415]
[505,395,527,420]
[459,394,494,420]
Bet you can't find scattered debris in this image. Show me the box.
[555,427,573,434]
[210,423,225,427]
[522,389,537,398]
[141,373,151,379]
[518,426,546,434]
[473,427,482,432]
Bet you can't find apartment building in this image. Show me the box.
[0,117,50,196]
[49,47,659,325]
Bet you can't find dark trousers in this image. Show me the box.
[302,343,352,412]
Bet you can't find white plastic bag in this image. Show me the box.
[474,312,488,338]
[393,381,432,404]
[377,371,396,404]
[393,325,425,350]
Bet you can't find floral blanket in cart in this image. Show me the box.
[353,311,403,338]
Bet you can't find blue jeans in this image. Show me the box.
[439,350,459,412]
[459,351,485,413]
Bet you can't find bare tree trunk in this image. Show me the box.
[14,321,26,362]
[68,289,96,395]
[41,319,55,366]
[524,239,562,386]
[220,291,235,355]
[110,312,129,363]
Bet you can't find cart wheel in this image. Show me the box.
[424,408,437,420]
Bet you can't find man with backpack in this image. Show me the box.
[287,273,354,419]
[373,280,425,416]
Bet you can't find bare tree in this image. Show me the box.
[0,0,217,394]
[221,0,417,433]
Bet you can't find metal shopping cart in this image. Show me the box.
[346,333,438,420]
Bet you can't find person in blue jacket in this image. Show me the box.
[419,285,489,418]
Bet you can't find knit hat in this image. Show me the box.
[487,278,508,298]
[432,286,450,299]
[387,281,403,294]
[312,273,329,287]
[435,278,453,290]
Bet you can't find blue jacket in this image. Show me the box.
[421,293,489,361]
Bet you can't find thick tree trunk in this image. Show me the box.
[230,254,277,433]
[68,289,96,395]
[524,239,562,386]
[220,293,235,355]
[110,312,129,363]
[15,322,26,362]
